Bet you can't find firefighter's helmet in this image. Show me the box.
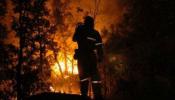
[84,16,94,28]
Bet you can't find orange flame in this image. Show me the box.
[51,57,78,76]
[50,51,80,94]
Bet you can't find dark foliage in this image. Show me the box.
[106,0,175,100]
[0,0,7,39]
[0,24,7,39]
[0,0,7,16]
[11,0,57,99]
[0,44,17,80]
[0,44,18,99]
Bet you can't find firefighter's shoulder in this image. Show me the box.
[93,29,101,37]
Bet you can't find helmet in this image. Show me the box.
[84,16,94,28]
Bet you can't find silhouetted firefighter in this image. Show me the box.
[73,16,104,100]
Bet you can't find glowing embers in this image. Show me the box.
[49,75,80,94]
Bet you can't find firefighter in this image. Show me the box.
[73,16,104,100]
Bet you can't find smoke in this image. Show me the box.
[48,0,127,33]
[3,0,128,47]
[46,0,129,47]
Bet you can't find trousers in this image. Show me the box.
[77,53,103,99]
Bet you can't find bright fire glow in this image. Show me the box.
[50,51,80,94]
[51,52,79,76]
[52,61,78,75]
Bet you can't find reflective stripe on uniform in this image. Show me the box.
[92,81,102,84]
[80,78,89,82]
[87,37,96,41]
[95,43,103,46]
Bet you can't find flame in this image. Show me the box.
[51,59,78,76]
[50,51,80,94]
[51,48,79,76]
[1,0,127,96]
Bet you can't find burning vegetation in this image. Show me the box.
[1,0,174,100]
[0,0,127,99]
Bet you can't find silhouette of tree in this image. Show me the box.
[12,0,57,99]
[0,1,17,99]
[0,0,7,41]
[0,43,18,99]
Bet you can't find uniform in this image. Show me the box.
[73,22,104,99]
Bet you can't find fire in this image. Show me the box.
[51,49,79,76]
[50,51,80,94]
[52,60,78,75]
[47,0,126,95]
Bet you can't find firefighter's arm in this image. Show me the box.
[73,27,78,42]
[96,32,104,62]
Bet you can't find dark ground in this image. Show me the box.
[27,92,92,100]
